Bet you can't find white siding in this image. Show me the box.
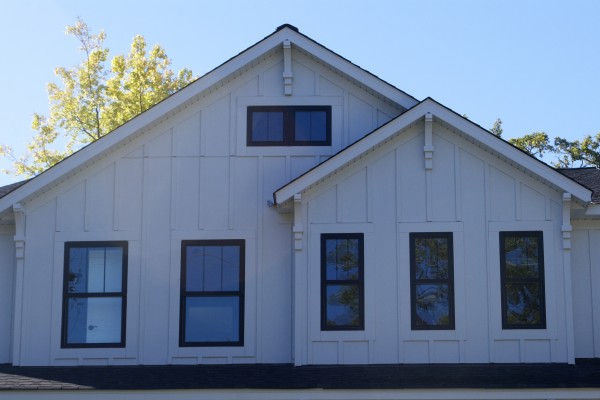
[0,227,15,363]
[299,121,568,364]
[571,224,600,358]
[13,46,401,366]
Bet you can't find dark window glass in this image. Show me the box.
[251,111,284,142]
[247,106,331,146]
[321,233,364,330]
[500,232,546,329]
[180,240,244,346]
[410,233,455,330]
[62,242,128,348]
[295,110,327,142]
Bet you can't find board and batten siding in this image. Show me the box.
[571,222,600,359]
[0,226,15,364]
[11,46,402,366]
[297,120,569,365]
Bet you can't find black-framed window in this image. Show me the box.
[321,233,364,330]
[247,106,331,146]
[180,240,244,346]
[62,241,128,348]
[410,233,455,330]
[500,231,546,329]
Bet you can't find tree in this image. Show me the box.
[490,118,503,137]
[553,134,600,168]
[0,19,194,177]
[508,132,553,159]
[490,118,600,168]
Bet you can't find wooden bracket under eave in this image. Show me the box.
[283,39,293,95]
[424,112,434,170]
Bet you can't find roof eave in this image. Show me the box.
[274,98,592,206]
[0,26,419,213]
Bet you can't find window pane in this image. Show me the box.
[505,282,543,326]
[325,239,360,280]
[252,111,283,142]
[185,296,239,343]
[66,297,122,344]
[414,237,449,279]
[325,284,360,327]
[295,111,327,142]
[67,247,122,293]
[203,246,223,291]
[104,248,123,292]
[221,246,240,291]
[87,249,105,292]
[186,245,240,292]
[504,236,540,279]
[67,247,88,293]
[186,246,205,292]
[414,284,450,327]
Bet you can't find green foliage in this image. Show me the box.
[553,134,600,168]
[508,132,553,158]
[490,118,503,137]
[0,19,194,177]
[490,118,600,168]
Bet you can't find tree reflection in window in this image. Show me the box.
[410,233,455,330]
[500,232,546,329]
[321,234,364,330]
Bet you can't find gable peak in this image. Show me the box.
[276,23,299,33]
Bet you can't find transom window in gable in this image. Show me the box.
[247,105,331,146]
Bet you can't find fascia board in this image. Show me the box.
[0,31,290,212]
[275,99,592,205]
[428,101,592,203]
[285,32,418,109]
[0,27,419,213]
[274,101,428,204]
[0,37,283,213]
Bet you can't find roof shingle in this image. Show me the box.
[557,167,600,203]
[1,362,599,391]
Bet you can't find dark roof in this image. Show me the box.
[0,180,29,199]
[1,361,600,391]
[557,167,600,203]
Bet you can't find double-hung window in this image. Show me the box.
[62,242,128,348]
[410,233,455,330]
[180,240,245,346]
[321,233,364,330]
[500,231,546,329]
[247,106,331,146]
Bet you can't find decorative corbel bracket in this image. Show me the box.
[424,112,434,170]
[13,203,25,259]
[283,39,293,95]
[562,193,572,249]
[293,193,303,251]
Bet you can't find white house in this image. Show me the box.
[0,24,599,399]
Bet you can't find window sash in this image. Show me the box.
[180,240,245,346]
[409,232,455,330]
[247,106,331,146]
[320,233,364,331]
[500,231,546,329]
[61,241,128,348]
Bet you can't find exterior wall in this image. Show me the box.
[0,225,15,363]
[571,221,600,358]
[13,47,402,366]
[297,120,568,364]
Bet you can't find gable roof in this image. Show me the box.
[274,98,592,206]
[0,179,28,199]
[558,167,600,203]
[0,24,418,216]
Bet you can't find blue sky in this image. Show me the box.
[1,0,599,186]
